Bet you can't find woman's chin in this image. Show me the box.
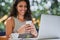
[18,13,24,16]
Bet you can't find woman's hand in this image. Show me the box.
[30,23,38,37]
[17,23,38,37]
[17,24,32,34]
[17,25,26,34]
[25,23,38,37]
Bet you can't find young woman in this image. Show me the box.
[5,0,38,38]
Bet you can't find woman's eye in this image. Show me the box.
[19,5,22,7]
[25,6,27,8]
[19,5,27,8]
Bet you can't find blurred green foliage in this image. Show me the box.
[0,22,5,32]
[31,0,60,19]
[0,0,12,18]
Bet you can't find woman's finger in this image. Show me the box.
[25,27,31,30]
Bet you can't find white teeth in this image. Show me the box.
[21,11,24,12]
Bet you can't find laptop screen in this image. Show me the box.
[38,14,60,39]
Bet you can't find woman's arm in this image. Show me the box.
[4,17,14,37]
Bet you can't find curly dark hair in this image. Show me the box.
[9,0,32,20]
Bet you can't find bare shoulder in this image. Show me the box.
[4,17,14,27]
[5,17,14,23]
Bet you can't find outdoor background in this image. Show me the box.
[0,0,60,34]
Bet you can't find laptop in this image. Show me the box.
[38,14,60,39]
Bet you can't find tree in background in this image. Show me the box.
[0,0,13,18]
[30,0,60,18]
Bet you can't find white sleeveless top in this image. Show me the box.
[13,17,33,38]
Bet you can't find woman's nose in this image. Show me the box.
[22,6,26,10]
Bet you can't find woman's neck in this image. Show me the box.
[17,15,25,22]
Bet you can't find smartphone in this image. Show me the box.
[26,21,32,25]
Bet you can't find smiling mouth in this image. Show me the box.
[21,11,25,12]
[20,10,26,13]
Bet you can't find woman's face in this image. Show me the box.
[16,1,27,16]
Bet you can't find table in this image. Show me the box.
[0,37,60,40]
[9,38,60,40]
[0,36,8,40]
